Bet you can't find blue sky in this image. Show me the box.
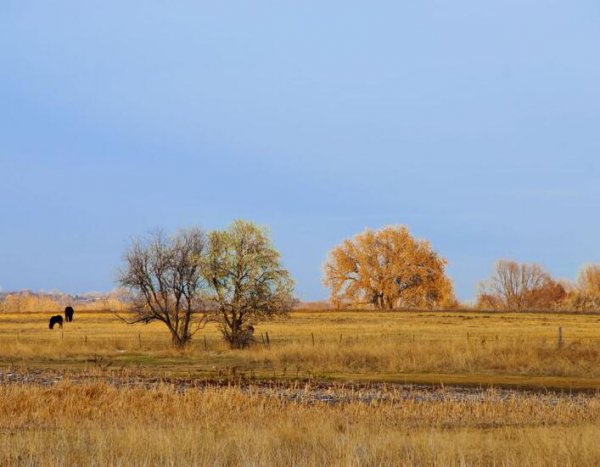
[1,1,599,301]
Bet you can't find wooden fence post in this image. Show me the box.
[558,327,563,349]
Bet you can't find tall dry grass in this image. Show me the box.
[1,381,600,466]
[248,336,600,378]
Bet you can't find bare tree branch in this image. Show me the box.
[117,228,208,348]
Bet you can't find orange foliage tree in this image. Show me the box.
[323,226,455,310]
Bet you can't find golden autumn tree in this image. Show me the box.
[578,264,600,297]
[323,226,455,310]
[567,264,600,311]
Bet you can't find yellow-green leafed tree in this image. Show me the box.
[323,226,455,310]
[202,220,295,349]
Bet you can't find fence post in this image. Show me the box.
[204,335,208,351]
[265,332,270,346]
[138,333,142,349]
[558,327,563,349]
[311,333,315,346]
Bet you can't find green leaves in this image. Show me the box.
[201,220,294,348]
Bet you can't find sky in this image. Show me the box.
[1,1,599,301]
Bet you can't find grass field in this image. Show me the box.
[2,310,600,388]
[3,310,600,465]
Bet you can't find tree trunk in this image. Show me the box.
[224,317,254,349]
[170,330,188,349]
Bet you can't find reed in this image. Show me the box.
[1,381,600,466]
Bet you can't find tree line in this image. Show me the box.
[323,225,600,312]
[477,260,600,312]
[2,220,598,348]
[0,290,128,313]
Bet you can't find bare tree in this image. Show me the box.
[118,228,208,348]
[202,220,295,349]
[477,260,564,311]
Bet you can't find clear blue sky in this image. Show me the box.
[1,1,599,301]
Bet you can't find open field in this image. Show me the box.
[1,310,600,388]
[2,379,600,466]
[3,310,600,465]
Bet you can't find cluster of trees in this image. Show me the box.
[0,290,128,313]
[477,261,600,312]
[0,291,63,313]
[3,221,598,349]
[118,220,294,349]
[322,225,600,313]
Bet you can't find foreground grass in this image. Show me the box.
[2,310,600,388]
[3,311,600,465]
[2,381,600,466]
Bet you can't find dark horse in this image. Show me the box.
[64,306,74,322]
[49,315,63,329]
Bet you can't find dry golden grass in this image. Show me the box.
[3,311,600,465]
[1,381,600,466]
[2,310,600,388]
